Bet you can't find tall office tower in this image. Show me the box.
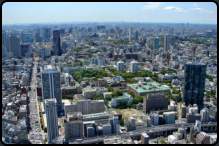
[2,32,7,46]
[43,28,51,42]
[20,44,29,57]
[117,61,124,72]
[153,37,159,50]
[40,65,62,111]
[45,99,59,143]
[134,30,138,40]
[60,29,65,34]
[52,30,61,56]
[7,35,21,58]
[141,133,149,144]
[164,34,170,52]
[130,60,138,72]
[183,62,207,108]
[35,28,40,42]
[200,107,209,122]
[129,27,132,41]
[69,27,73,33]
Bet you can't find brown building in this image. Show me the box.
[143,93,168,114]
[37,86,42,96]
[62,86,82,95]
[141,133,149,144]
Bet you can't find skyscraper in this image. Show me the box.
[164,34,170,51]
[117,61,124,72]
[130,60,138,72]
[40,65,62,111]
[35,28,40,42]
[200,107,209,122]
[43,28,51,42]
[53,30,61,56]
[7,35,21,58]
[134,30,138,40]
[45,99,59,143]
[129,27,132,41]
[183,62,207,108]
[153,37,159,50]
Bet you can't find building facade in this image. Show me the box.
[40,65,62,111]
[183,62,207,108]
[164,34,170,51]
[45,99,59,143]
[52,30,61,56]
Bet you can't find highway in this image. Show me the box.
[28,57,45,144]
[69,122,217,144]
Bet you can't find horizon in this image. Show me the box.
[2,2,217,25]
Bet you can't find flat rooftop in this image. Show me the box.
[128,82,169,93]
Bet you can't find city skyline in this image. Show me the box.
[2,2,217,25]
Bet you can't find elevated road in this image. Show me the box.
[69,122,217,144]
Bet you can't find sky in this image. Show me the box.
[2,2,217,25]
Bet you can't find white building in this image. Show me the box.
[82,86,108,99]
[40,65,62,111]
[117,61,124,72]
[45,99,59,143]
[130,60,138,72]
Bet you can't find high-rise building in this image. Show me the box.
[7,35,21,58]
[40,65,62,111]
[163,112,175,124]
[22,33,33,42]
[183,62,207,108]
[130,60,138,72]
[150,112,159,126]
[113,116,120,134]
[117,61,124,72]
[43,28,51,42]
[60,29,65,34]
[2,32,7,46]
[35,28,40,42]
[164,34,170,51]
[45,99,59,143]
[52,30,61,56]
[200,107,209,123]
[141,133,149,144]
[153,37,159,50]
[20,44,29,57]
[134,30,138,40]
[129,27,132,41]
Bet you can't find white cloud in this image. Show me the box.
[192,3,198,7]
[143,2,163,9]
[184,11,188,12]
[164,6,183,12]
[191,7,213,13]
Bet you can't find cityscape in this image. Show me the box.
[2,2,217,144]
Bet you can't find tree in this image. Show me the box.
[115,90,123,96]
[118,100,122,107]
[127,103,132,108]
[122,100,127,107]
[106,94,112,100]
[119,119,124,126]
[43,127,47,133]
[129,91,135,98]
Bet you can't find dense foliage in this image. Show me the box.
[71,69,112,83]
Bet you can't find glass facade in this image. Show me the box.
[183,63,207,108]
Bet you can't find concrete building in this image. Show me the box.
[82,86,108,99]
[186,111,201,123]
[130,60,138,72]
[209,106,217,122]
[163,112,175,124]
[164,34,170,51]
[40,65,62,111]
[196,132,210,144]
[64,99,105,116]
[64,112,83,141]
[134,30,138,40]
[143,93,169,113]
[83,121,96,137]
[22,33,33,42]
[7,35,21,58]
[181,104,186,118]
[102,124,111,135]
[200,107,209,123]
[113,116,120,134]
[141,132,149,144]
[45,99,59,143]
[117,61,124,72]
[150,112,159,126]
[183,62,207,108]
[128,81,170,96]
[43,28,51,42]
[129,27,132,41]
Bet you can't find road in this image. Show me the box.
[69,122,217,144]
[28,57,45,144]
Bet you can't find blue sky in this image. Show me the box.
[2,2,217,24]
